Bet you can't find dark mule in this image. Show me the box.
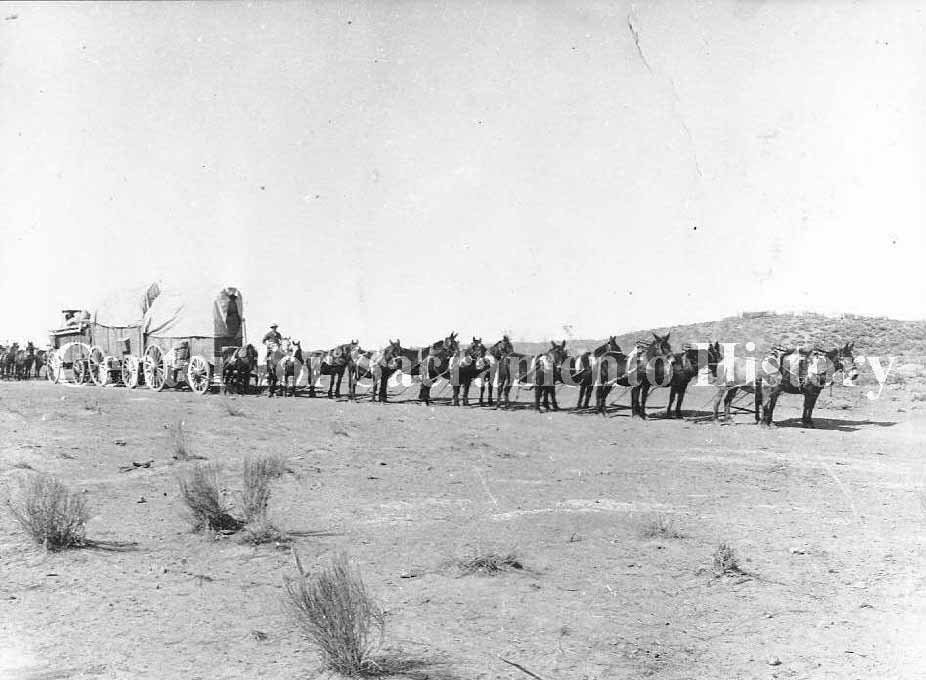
[515,340,569,412]
[450,337,489,406]
[14,343,35,380]
[756,343,858,428]
[572,336,621,410]
[665,341,722,418]
[308,340,359,399]
[594,333,674,418]
[373,339,422,403]
[418,332,459,405]
[481,335,524,408]
[33,349,47,379]
[222,344,258,394]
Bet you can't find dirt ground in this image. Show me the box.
[1,378,924,680]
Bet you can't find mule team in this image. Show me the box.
[220,328,859,428]
[0,342,46,381]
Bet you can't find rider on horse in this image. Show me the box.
[262,323,282,361]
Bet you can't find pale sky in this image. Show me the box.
[1,1,923,348]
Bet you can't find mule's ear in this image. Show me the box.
[653,332,660,340]
[664,333,671,341]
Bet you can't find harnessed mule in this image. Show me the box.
[266,339,301,397]
[572,336,621,409]
[756,343,858,428]
[594,333,674,418]
[417,332,459,405]
[222,344,258,395]
[450,337,489,407]
[666,341,722,418]
[308,341,359,399]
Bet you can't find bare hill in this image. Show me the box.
[513,313,926,357]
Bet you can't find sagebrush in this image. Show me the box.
[8,473,88,550]
[284,551,385,676]
[177,464,240,531]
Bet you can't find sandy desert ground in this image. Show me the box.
[1,377,924,680]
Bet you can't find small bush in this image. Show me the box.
[240,518,288,545]
[455,549,524,575]
[712,543,744,576]
[8,473,88,550]
[284,550,385,676]
[177,464,240,532]
[241,457,273,523]
[638,513,683,539]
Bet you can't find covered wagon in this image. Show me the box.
[47,282,246,395]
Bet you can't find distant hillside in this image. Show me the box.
[513,313,926,357]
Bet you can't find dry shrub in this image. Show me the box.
[8,473,88,550]
[239,455,288,543]
[638,513,683,539]
[712,543,744,576]
[455,548,524,575]
[177,464,240,532]
[284,550,385,676]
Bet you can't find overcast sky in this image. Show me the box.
[1,1,923,348]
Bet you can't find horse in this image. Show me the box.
[449,337,489,407]
[520,340,569,411]
[222,344,258,395]
[756,343,858,428]
[571,336,621,410]
[307,340,359,399]
[594,333,674,418]
[665,341,722,418]
[265,339,302,397]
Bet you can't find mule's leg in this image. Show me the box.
[754,381,762,422]
[675,385,688,418]
[550,385,560,411]
[802,389,820,427]
[639,384,651,420]
[462,378,471,406]
[452,385,461,406]
[666,386,677,418]
[630,386,641,418]
[763,389,780,427]
[723,387,738,420]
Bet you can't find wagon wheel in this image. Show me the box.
[73,358,88,384]
[88,346,106,386]
[187,355,212,395]
[143,346,167,391]
[122,355,140,389]
[46,351,61,384]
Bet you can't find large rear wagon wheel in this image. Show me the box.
[122,355,140,388]
[88,346,105,386]
[187,355,212,395]
[143,346,167,391]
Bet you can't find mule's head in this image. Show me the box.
[707,341,723,377]
[650,332,673,358]
[443,332,459,355]
[548,339,569,366]
[835,341,859,386]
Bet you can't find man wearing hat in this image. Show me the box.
[262,323,283,362]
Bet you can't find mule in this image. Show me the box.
[523,340,569,411]
[665,341,722,418]
[480,336,520,407]
[373,339,422,403]
[450,337,489,406]
[417,332,459,405]
[222,344,258,395]
[307,341,359,399]
[572,336,621,409]
[265,339,302,397]
[756,343,858,428]
[594,333,674,418]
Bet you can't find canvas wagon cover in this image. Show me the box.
[92,282,244,341]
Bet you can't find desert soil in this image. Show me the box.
[1,378,924,680]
